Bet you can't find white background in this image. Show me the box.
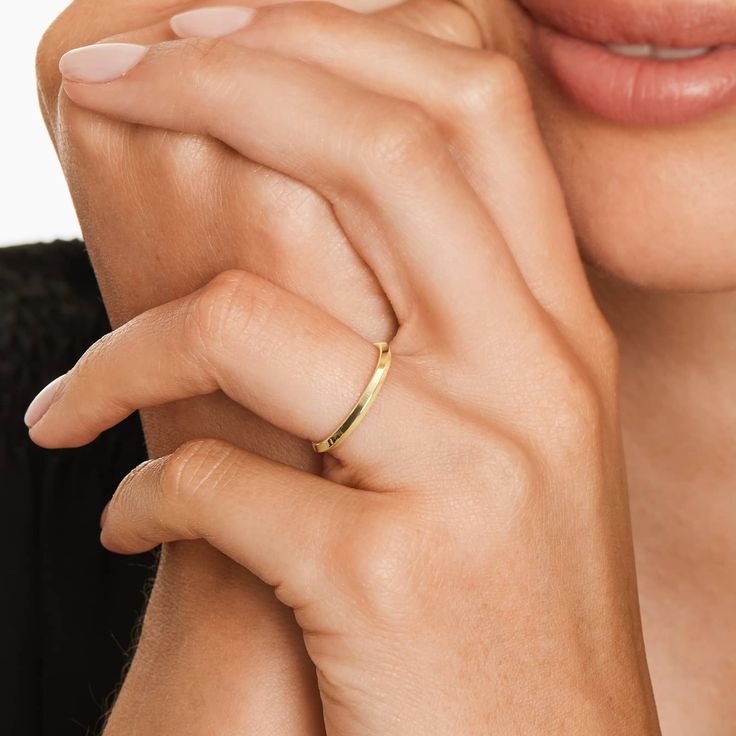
[0,1,82,247]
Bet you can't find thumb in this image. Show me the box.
[372,0,483,47]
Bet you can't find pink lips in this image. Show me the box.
[519,0,736,125]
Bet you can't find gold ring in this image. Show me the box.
[312,341,392,454]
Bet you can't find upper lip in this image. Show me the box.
[517,0,736,47]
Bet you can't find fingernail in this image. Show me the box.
[171,6,256,38]
[100,503,110,529]
[24,375,65,428]
[59,43,148,83]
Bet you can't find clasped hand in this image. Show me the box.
[29,3,660,733]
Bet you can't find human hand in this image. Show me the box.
[28,10,661,732]
[35,1,472,731]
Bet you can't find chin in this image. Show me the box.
[536,96,736,293]
[489,0,736,293]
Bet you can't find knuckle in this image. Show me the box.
[478,431,538,497]
[335,503,427,620]
[264,174,333,244]
[264,1,346,27]
[590,319,620,374]
[447,422,539,524]
[424,1,483,46]
[545,362,605,451]
[452,53,531,121]
[361,102,445,178]
[261,190,339,276]
[161,438,236,514]
[36,29,59,105]
[36,9,72,103]
[187,269,277,353]
[161,131,223,181]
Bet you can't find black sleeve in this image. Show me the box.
[0,240,155,736]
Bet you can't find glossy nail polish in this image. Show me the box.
[59,43,148,83]
[24,374,65,428]
[171,6,256,38]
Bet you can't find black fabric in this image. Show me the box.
[0,240,155,735]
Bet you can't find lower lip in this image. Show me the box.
[529,23,736,125]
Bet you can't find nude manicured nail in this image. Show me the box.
[24,375,65,428]
[171,6,256,38]
[59,43,148,83]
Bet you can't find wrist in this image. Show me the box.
[104,540,324,736]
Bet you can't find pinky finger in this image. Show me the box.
[102,438,366,607]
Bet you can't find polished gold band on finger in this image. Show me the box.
[312,342,392,454]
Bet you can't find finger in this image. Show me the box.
[59,36,540,349]
[95,0,464,47]
[89,0,483,344]
[172,3,599,347]
[38,0,172,127]
[374,0,482,45]
[101,438,368,607]
[27,270,417,470]
[90,11,399,345]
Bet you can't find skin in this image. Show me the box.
[31,13,659,733]
[32,0,736,734]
